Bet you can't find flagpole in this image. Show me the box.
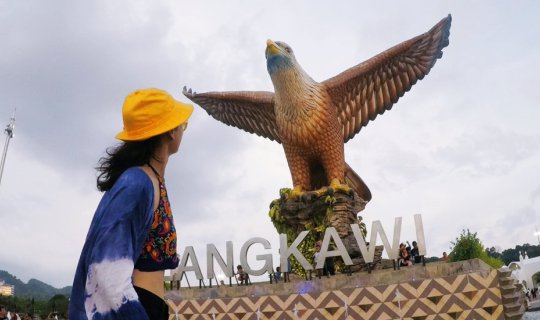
[0,109,16,185]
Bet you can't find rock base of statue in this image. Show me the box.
[269,188,382,273]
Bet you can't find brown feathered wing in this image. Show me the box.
[322,15,451,201]
[323,14,452,143]
[182,88,280,143]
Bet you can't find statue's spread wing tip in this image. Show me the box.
[182,86,195,97]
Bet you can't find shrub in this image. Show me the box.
[449,229,504,268]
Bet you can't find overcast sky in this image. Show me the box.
[0,1,539,289]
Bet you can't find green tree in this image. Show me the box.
[0,295,48,318]
[500,244,540,265]
[533,272,540,287]
[485,246,502,259]
[449,229,503,268]
[48,294,69,318]
[501,247,520,265]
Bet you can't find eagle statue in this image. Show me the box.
[183,15,451,202]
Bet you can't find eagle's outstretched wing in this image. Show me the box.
[182,87,281,143]
[323,15,451,143]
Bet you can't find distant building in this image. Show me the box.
[0,280,14,296]
[508,251,540,289]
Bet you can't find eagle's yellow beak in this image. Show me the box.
[266,39,280,57]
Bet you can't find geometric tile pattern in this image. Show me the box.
[166,270,504,319]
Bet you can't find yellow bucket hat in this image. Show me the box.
[115,88,193,141]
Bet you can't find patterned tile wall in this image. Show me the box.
[166,269,503,319]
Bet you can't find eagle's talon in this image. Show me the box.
[329,179,352,195]
[284,186,304,201]
[326,187,335,196]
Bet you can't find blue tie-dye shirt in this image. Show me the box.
[70,167,154,319]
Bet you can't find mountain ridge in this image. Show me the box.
[0,270,71,300]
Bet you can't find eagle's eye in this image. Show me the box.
[285,47,292,54]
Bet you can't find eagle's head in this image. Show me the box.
[265,39,298,75]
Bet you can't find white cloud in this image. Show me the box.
[1,1,539,288]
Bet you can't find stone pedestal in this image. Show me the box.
[269,189,381,273]
[167,259,511,320]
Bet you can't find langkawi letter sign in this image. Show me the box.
[176,214,426,280]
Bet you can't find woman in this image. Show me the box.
[69,88,193,320]
[399,242,412,267]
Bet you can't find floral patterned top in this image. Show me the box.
[135,164,179,271]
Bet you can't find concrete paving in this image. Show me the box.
[528,297,540,311]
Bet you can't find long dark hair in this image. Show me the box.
[96,134,162,191]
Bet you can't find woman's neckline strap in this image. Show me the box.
[147,163,161,179]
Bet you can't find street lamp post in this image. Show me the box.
[0,109,15,185]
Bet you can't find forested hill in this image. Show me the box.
[0,270,71,300]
